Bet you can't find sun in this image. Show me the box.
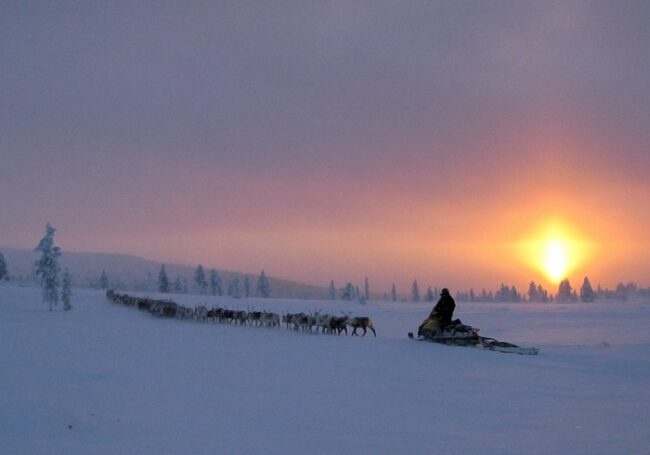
[542,238,569,282]
[517,219,592,285]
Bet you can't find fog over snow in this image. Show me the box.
[2,285,649,454]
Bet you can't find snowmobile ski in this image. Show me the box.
[408,331,539,355]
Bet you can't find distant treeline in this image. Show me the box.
[2,249,648,303]
[453,279,650,303]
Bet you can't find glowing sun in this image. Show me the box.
[541,238,570,282]
[517,220,592,284]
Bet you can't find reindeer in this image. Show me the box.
[328,316,348,335]
[342,313,376,337]
[282,312,296,329]
[314,312,333,334]
[206,307,220,323]
[231,310,248,326]
[219,309,235,324]
[260,311,280,328]
[297,313,316,333]
[177,306,194,320]
[194,305,208,322]
[248,310,263,327]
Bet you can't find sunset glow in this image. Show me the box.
[517,220,593,286]
[542,239,569,283]
[1,2,648,293]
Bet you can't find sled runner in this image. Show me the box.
[408,317,539,355]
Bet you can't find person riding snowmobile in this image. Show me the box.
[410,288,538,354]
[431,288,456,327]
[418,288,456,338]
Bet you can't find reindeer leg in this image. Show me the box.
[370,327,376,337]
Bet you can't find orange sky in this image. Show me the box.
[1,2,649,294]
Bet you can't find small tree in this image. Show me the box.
[412,280,420,302]
[537,284,549,302]
[158,265,170,293]
[556,279,575,303]
[172,276,184,293]
[391,284,397,302]
[328,280,336,300]
[99,270,109,289]
[425,286,435,302]
[580,276,595,302]
[256,270,271,298]
[364,277,370,301]
[510,285,521,302]
[209,269,222,296]
[228,277,241,298]
[495,283,521,302]
[527,281,538,302]
[34,223,61,311]
[0,252,9,282]
[341,282,355,300]
[61,269,73,311]
[244,276,251,298]
[194,265,207,294]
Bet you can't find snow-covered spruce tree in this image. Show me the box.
[425,286,434,302]
[256,270,271,298]
[556,279,575,303]
[61,269,72,311]
[194,265,207,294]
[0,252,9,282]
[496,283,521,302]
[580,276,595,302]
[615,282,628,301]
[158,265,170,293]
[341,282,355,301]
[391,284,397,302]
[412,280,420,302]
[243,276,251,298]
[172,276,184,293]
[209,269,222,296]
[34,223,62,311]
[364,277,370,301]
[99,270,109,289]
[228,277,241,298]
[537,284,549,302]
[328,280,336,300]
[510,285,521,302]
[527,281,538,302]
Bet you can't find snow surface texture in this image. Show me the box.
[1,285,649,454]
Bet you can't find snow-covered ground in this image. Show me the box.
[1,285,649,454]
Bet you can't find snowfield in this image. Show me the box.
[1,285,650,454]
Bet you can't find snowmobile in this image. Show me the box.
[408,313,539,355]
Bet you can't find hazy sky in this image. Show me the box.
[1,1,649,292]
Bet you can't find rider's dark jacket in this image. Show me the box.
[430,292,456,327]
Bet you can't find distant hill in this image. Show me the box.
[0,247,328,299]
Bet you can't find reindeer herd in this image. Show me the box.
[105,290,377,337]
